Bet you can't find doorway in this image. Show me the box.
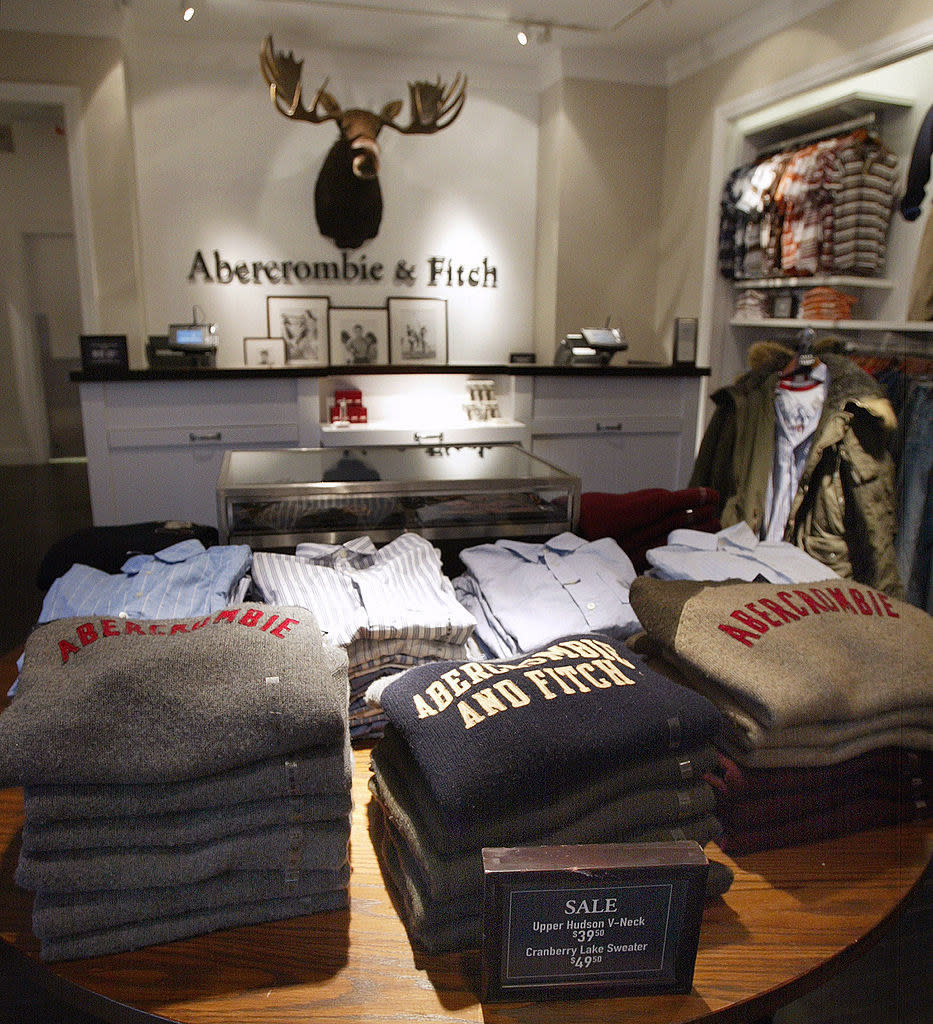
[0,83,95,467]
[24,231,85,459]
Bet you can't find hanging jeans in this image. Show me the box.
[896,380,933,611]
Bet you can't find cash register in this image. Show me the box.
[554,325,627,366]
[146,320,218,369]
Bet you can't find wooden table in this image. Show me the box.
[0,638,929,1024]
[0,747,929,1024]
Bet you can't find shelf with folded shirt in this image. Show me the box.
[730,277,933,335]
[729,317,933,332]
[733,274,896,290]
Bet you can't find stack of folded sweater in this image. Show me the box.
[251,534,477,741]
[629,577,933,852]
[798,286,858,321]
[0,604,353,961]
[732,288,771,320]
[579,488,720,572]
[707,748,931,855]
[365,633,726,953]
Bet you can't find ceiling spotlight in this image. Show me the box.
[181,3,195,21]
[517,26,529,46]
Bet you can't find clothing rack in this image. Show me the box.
[756,111,878,158]
[843,334,933,362]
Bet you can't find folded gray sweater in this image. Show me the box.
[0,604,350,786]
[368,766,717,904]
[21,790,353,853]
[369,798,723,954]
[32,864,351,939]
[37,885,349,962]
[16,817,351,892]
[23,742,352,823]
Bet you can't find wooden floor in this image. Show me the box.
[0,461,928,1023]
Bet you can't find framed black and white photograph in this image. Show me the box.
[388,297,448,366]
[243,336,286,367]
[329,307,389,366]
[266,295,329,366]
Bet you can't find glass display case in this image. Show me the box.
[217,444,580,550]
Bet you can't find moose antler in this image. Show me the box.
[261,35,465,137]
[383,75,468,134]
[260,35,341,124]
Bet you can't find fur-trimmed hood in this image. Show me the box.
[716,344,897,433]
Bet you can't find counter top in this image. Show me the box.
[71,363,710,383]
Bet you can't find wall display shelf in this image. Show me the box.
[319,420,528,447]
[730,318,933,332]
[741,91,913,152]
[709,87,931,392]
[733,275,895,291]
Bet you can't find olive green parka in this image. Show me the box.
[690,346,903,597]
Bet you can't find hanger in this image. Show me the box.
[780,326,820,386]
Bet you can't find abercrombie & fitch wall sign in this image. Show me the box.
[187,249,498,288]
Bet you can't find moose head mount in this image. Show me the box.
[260,35,467,249]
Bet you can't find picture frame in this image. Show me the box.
[673,317,698,366]
[79,334,129,372]
[388,297,448,366]
[329,306,389,366]
[771,293,795,319]
[243,336,286,367]
[266,295,330,366]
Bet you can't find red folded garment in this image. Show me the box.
[715,794,928,856]
[716,774,924,830]
[620,507,721,572]
[580,487,720,540]
[707,749,931,799]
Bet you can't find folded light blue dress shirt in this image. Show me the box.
[37,539,252,623]
[454,532,641,657]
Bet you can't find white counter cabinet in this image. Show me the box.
[76,368,706,530]
[529,374,702,493]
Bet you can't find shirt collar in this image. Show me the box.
[494,533,586,562]
[121,539,206,574]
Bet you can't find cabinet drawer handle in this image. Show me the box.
[189,431,222,442]
[413,431,443,443]
[596,422,623,432]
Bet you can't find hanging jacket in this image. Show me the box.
[690,347,902,597]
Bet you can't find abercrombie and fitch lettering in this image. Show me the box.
[410,637,638,731]
[187,249,498,288]
[57,608,299,665]
[718,583,899,648]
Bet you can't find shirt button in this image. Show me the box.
[586,601,596,610]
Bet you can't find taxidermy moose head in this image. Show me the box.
[260,36,467,249]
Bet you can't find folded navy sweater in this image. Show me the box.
[376,634,721,827]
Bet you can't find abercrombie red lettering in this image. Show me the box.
[717,584,899,647]
[56,608,301,663]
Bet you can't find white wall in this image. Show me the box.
[124,31,540,367]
